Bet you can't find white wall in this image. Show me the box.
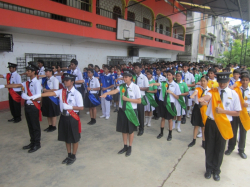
[0,32,177,102]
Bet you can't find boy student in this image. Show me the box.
[144,70,158,127]
[207,68,219,89]
[229,69,241,88]
[198,72,241,181]
[113,68,124,112]
[70,59,84,97]
[133,63,149,136]
[110,66,117,107]
[0,63,42,153]
[30,73,84,165]
[150,70,181,141]
[0,62,22,123]
[100,65,114,119]
[182,63,195,120]
[37,59,45,84]
[225,72,250,159]
[42,67,60,132]
[84,69,100,125]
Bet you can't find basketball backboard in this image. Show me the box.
[117,18,135,42]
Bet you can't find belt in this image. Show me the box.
[207,116,214,121]
[26,103,34,106]
[61,112,79,116]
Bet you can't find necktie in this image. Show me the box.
[71,71,74,74]
[220,90,225,102]
[135,76,138,84]
[184,73,186,82]
[10,73,12,82]
[164,84,170,106]
[29,81,32,87]
[242,88,247,98]
[199,89,206,108]
[122,87,129,111]
[63,91,70,115]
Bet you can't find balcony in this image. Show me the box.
[134,20,153,31]
[173,33,184,41]
[96,7,122,20]
[155,28,171,36]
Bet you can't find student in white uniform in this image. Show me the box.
[100,69,141,157]
[30,73,84,165]
[0,62,42,153]
[133,63,149,136]
[150,70,181,141]
[41,67,60,132]
[84,69,100,125]
[113,67,124,112]
[37,59,45,84]
[70,59,84,97]
[199,72,241,181]
[0,62,22,123]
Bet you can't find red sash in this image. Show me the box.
[62,89,81,133]
[6,73,21,103]
[26,81,42,121]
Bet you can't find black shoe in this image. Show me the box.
[44,125,52,132]
[113,109,118,112]
[28,145,41,153]
[137,130,144,136]
[202,141,205,149]
[89,119,96,125]
[167,134,172,141]
[118,145,128,154]
[87,120,92,124]
[8,118,15,122]
[181,118,186,124]
[204,171,212,179]
[126,147,131,157]
[239,152,247,159]
[213,173,220,181]
[23,143,33,150]
[47,126,56,132]
[66,157,76,165]
[13,119,21,123]
[188,141,196,147]
[62,157,70,164]
[225,149,233,155]
[157,133,163,139]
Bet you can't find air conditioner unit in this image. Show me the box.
[0,33,13,52]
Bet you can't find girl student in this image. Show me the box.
[188,75,210,149]
[149,69,181,141]
[144,70,158,127]
[100,69,141,157]
[173,72,189,132]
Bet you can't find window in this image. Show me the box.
[128,11,135,22]
[81,0,90,11]
[155,23,158,32]
[51,14,66,21]
[113,6,121,20]
[143,17,150,30]
[51,0,67,5]
[96,0,100,14]
[185,34,192,45]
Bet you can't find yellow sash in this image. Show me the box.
[207,80,219,89]
[209,88,233,140]
[234,85,250,131]
[196,87,208,125]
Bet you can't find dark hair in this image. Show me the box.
[241,73,250,80]
[208,68,216,74]
[200,75,209,81]
[103,65,110,70]
[156,67,162,71]
[95,65,100,70]
[233,69,241,74]
[70,59,78,66]
[116,67,121,71]
[133,63,142,69]
[176,72,182,77]
[37,59,44,65]
[166,69,175,75]
[182,63,189,67]
[88,64,94,68]
[147,70,153,75]
[87,68,94,74]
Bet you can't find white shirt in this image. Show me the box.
[54,87,83,113]
[159,80,181,102]
[230,77,240,85]
[22,77,42,104]
[156,74,166,90]
[183,71,195,90]
[194,86,210,104]
[136,73,149,96]
[88,77,100,94]
[116,75,124,85]
[54,71,62,83]
[241,86,250,112]
[43,76,59,90]
[3,71,22,92]
[116,82,141,109]
[71,68,83,88]
[206,87,241,121]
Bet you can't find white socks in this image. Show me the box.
[145,116,149,125]
[148,116,152,126]
[177,121,181,129]
[172,120,176,129]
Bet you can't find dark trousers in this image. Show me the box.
[205,118,226,174]
[9,92,21,120]
[137,103,144,131]
[25,105,41,146]
[228,116,247,152]
[153,92,160,118]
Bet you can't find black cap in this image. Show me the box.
[7,62,17,68]
[26,62,39,72]
[123,69,135,77]
[62,73,76,81]
[215,72,232,83]
[45,66,53,72]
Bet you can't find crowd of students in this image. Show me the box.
[0,60,249,181]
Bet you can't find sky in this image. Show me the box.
[226,18,242,26]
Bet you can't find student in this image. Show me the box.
[133,63,149,136]
[173,72,189,132]
[100,65,114,119]
[42,67,60,132]
[70,59,84,97]
[199,72,241,181]
[110,66,117,107]
[207,68,219,89]
[229,69,241,88]
[113,68,124,112]
[84,69,100,125]
[100,69,141,157]
[150,70,181,141]
[37,59,45,84]
[144,70,158,127]
[225,72,250,159]
[54,65,64,89]
[30,73,84,165]
[189,76,210,148]
[0,62,22,123]
[0,62,42,153]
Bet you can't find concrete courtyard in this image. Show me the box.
[0,106,249,187]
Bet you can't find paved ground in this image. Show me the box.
[0,106,249,187]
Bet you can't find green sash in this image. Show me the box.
[178,96,186,110]
[120,84,140,127]
[145,92,158,107]
[161,82,177,116]
[141,95,147,106]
